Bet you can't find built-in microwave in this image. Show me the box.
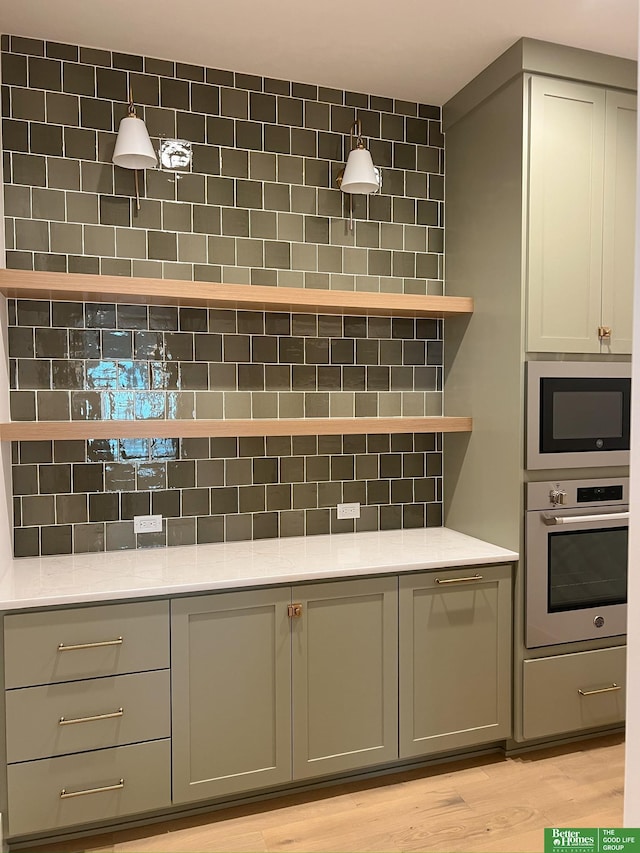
[526,361,631,470]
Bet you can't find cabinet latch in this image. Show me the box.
[598,326,612,340]
[287,603,303,618]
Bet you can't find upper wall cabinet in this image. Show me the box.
[527,77,637,354]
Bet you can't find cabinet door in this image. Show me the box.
[399,565,512,759]
[171,588,292,803]
[291,576,398,779]
[527,77,606,353]
[601,90,636,354]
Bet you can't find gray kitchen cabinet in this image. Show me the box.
[527,77,636,354]
[399,565,512,758]
[291,576,398,779]
[522,646,626,740]
[171,587,292,804]
[3,600,172,838]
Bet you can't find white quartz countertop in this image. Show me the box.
[0,528,518,611]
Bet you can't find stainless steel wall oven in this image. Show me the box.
[525,478,628,648]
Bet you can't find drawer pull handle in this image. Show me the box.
[59,708,124,726]
[60,779,124,800]
[578,683,621,697]
[57,637,123,652]
[435,574,483,585]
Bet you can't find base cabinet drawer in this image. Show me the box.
[7,739,171,837]
[522,646,626,741]
[4,601,169,688]
[5,670,170,763]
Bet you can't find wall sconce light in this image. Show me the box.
[112,89,157,211]
[336,119,381,230]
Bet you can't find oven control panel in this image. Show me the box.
[577,485,624,503]
[526,477,629,511]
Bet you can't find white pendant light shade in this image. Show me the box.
[339,146,379,194]
[112,115,157,170]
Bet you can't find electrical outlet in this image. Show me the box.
[337,502,360,520]
[133,514,163,534]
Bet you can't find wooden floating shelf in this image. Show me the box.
[0,417,473,442]
[0,270,473,319]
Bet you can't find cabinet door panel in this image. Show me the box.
[292,577,398,779]
[527,77,606,353]
[601,90,637,354]
[171,588,291,803]
[399,566,511,758]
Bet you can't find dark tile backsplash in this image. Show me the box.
[12,432,443,556]
[2,34,444,294]
[2,34,446,556]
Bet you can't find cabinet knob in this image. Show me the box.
[598,326,612,340]
[287,603,303,618]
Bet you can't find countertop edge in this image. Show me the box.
[0,528,519,612]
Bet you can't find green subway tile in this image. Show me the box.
[305,508,330,536]
[317,245,342,273]
[277,154,303,184]
[55,493,89,524]
[316,189,342,218]
[14,219,49,252]
[67,192,99,225]
[41,525,72,556]
[278,392,304,418]
[195,391,223,418]
[249,210,277,239]
[290,186,317,215]
[225,514,252,542]
[178,234,207,263]
[196,515,224,544]
[208,235,236,265]
[223,391,251,418]
[73,523,106,553]
[251,392,278,418]
[148,230,177,261]
[304,392,329,418]
[291,243,316,272]
[278,509,304,537]
[330,218,354,247]
[11,88,45,121]
[277,213,303,242]
[21,494,55,526]
[252,512,278,540]
[165,517,195,547]
[50,223,83,255]
[265,484,291,512]
[105,520,135,551]
[263,183,290,212]
[319,481,342,509]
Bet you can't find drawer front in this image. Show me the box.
[7,739,171,837]
[522,645,626,740]
[6,670,170,763]
[4,600,169,688]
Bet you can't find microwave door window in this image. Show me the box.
[547,527,628,612]
[552,391,624,439]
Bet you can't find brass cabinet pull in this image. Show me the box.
[59,708,124,726]
[287,603,303,618]
[57,637,123,652]
[598,326,612,340]
[578,683,621,697]
[435,574,483,585]
[60,779,124,799]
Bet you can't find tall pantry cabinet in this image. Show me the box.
[442,38,636,743]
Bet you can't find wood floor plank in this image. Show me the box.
[24,734,624,853]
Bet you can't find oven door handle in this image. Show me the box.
[543,511,629,526]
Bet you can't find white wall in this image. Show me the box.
[623,24,640,823]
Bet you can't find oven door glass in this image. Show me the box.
[548,526,628,612]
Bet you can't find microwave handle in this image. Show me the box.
[543,511,629,526]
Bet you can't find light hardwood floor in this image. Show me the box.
[25,733,624,853]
